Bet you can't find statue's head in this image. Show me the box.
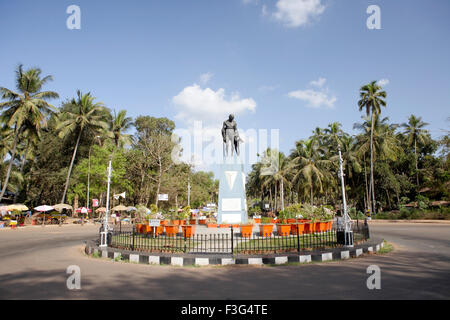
[228,114,234,121]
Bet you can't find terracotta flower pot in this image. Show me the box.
[165,225,178,237]
[304,222,313,234]
[276,224,291,236]
[287,218,296,224]
[143,225,152,234]
[207,223,218,228]
[314,222,321,233]
[259,224,273,237]
[327,221,333,231]
[199,219,207,225]
[160,220,169,226]
[219,224,230,228]
[232,224,239,228]
[181,225,196,238]
[149,226,164,236]
[271,219,279,224]
[136,224,144,233]
[290,223,305,235]
[240,225,254,238]
[189,219,197,225]
[171,220,180,226]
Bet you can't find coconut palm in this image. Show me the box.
[0,65,58,201]
[358,81,387,214]
[260,149,290,211]
[110,109,133,148]
[401,115,429,186]
[56,90,109,204]
[289,139,331,206]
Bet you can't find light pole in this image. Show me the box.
[100,155,112,247]
[337,144,353,247]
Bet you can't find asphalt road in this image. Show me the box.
[0,222,449,300]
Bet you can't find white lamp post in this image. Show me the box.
[337,144,354,247]
[100,155,112,247]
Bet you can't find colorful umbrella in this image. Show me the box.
[34,205,54,212]
[53,204,73,212]
[7,204,29,211]
[75,207,91,213]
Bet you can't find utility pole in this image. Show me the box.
[187,175,191,207]
[100,155,112,247]
[337,145,353,247]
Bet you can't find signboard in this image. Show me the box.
[157,194,169,201]
[149,219,160,227]
[265,204,270,209]
[92,199,99,207]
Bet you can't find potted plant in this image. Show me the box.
[259,217,273,237]
[180,206,195,237]
[239,221,254,238]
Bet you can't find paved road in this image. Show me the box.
[0,222,449,299]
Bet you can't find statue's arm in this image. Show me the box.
[221,122,226,141]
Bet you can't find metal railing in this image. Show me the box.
[101,222,370,255]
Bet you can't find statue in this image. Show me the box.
[222,114,242,157]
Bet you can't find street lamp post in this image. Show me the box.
[337,145,354,247]
[100,155,112,247]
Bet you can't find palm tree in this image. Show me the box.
[0,65,58,201]
[401,115,429,186]
[56,90,109,204]
[110,109,133,148]
[358,81,386,214]
[260,149,290,211]
[354,115,402,211]
[289,139,331,206]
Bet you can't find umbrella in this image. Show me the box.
[95,207,106,213]
[111,205,128,212]
[75,207,91,213]
[7,204,28,211]
[34,205,55,212]
[53,203,73,212]
[127,206,137,212]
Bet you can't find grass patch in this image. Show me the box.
[91,251,101,258]
[377,241,394,254]
[111,234,199,253]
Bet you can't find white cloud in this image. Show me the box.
[262,4,268,17]
[288,78,336,108]
[199,72,214,85]
[272,0,326,28]
[377,79,390,87]
[310,77,326,88]
[173,84,256,126]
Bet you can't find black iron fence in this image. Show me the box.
[102,221,370,255]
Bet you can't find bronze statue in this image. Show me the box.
[222,114,242,157]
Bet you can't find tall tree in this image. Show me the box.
[0,65,58,201]
[401,115,429,187]
[56,90,109,204]
[110,109,133,148]
[358,81,387,214]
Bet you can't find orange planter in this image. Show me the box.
[327,221,333,231]
[219,224,230,228]
[149,226,164,236]
[143,225,152,234]
[286,218,296,224]
[304,222,313,234]
[232,224,239,228]
[271,219,279,224]
[253,218,261,224]
[181,225,196,238]
[290,223,305,235]
[165,225,178,237]
[189,219,197,225]
[160,220,169,226]
[240,225,254,238]
[207,223,218,228]
[136,224,144,233]
[276,224,291,236]
[199,219,207,225]
[171,220,181,226]
[259,224,273,237]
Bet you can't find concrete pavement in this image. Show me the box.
[0,222,449,299]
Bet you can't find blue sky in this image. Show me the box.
[1,0,449,174]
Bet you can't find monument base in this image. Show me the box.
[217,156,247,224]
